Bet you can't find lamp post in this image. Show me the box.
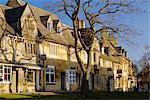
[40,54,46,91]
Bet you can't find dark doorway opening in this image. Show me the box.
[61,72,65,90]
[16,70,18,92]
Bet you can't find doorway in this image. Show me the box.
[61,72,65,90]
[16,70,18,92]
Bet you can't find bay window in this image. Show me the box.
[0,65,12,83]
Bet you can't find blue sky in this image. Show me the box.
[0,0,150,64]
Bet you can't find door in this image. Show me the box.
[16,70,18,92]
[89,73,94,90]
[61,72,65,90]
[92,73,94,90]
[77,73,81,90]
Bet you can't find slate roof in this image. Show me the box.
[28,4,76,46]
[4,0,76,47]
[0,4,15,37]
[5,4,26,22]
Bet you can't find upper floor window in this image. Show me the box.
[57,27,61,33]
[47,23,51,30]
[49,44,58,55]
[25,43,36,54]
[104,47,111,56]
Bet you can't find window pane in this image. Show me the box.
[46,74,49,83]
[48,23,51,30]
[4,68,7,73]
[51,74,55,82]
[0,76,3,82]
[27,70,33,82]
[8,68,10,73]
[8,74,10,81]
[51,69,54,73]
[4,74,8,81]
[46,69,49,72]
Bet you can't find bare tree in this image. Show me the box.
[139,51,150,70]
[45,0,144,97]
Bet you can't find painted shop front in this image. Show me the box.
[0,63,41,93]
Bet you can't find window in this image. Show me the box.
[96,76,100,85]
[46,66,55,84]
[47,23,51,30]
[0,66,12,83]
[57,27,61,33]
[93,52,96,62]
[102,47,104,54]
[0,66,3,82]
[25,43,36,54]
[66,70,76,84]
[27,70,33,82]
[49,44,58,55]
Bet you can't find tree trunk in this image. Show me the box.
[81,72,89,97]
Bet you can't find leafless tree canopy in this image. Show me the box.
[44,0,146,96]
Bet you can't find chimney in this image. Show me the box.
[125,51,127,57]
[79,20,85,28]
[114,37,118,47]
[6,0,25,8]
[101,27,108,39]
[109,32,115,45]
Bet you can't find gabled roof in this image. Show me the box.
[28,4,76,46]
[0,4,15,37]
[5,4,26,23]
[40,15,50,27]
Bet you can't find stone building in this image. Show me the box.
[0,0,137,93]
[138,66,150,92]
[99,27,137,92]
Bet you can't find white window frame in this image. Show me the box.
[47,23,51,30]
[57,27,61,33]
[66,69,76,84]
[46,66,55,84]
[49,43,58,55]
[0,65,12,83]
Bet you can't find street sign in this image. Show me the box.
[40,54,46,60]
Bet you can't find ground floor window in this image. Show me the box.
[66,70,76,84]
[27,70,33,82]
[0,65,12,83]
[46,66,55,84]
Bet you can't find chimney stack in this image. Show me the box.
[109,31,115,45]
[101,27,108,39]
[78,20,85,29]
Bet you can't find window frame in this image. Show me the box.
[27,69,34,83]
[0,65,12,83]
[46,66,56,84]
[66,70,76,84]
[47,23,51,30]
[57,27,61,33]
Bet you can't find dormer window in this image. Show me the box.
[57,27,61,33]
[47,23,51,30]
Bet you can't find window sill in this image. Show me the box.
[0,82,11,84]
